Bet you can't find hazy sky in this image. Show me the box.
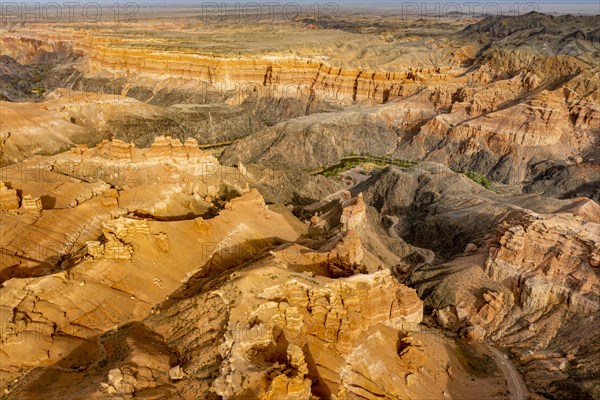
[6,0,600,15]
[131,1,600,15]
[325,0,600,14]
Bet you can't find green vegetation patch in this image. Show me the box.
[315,155,494,191]
[461,170,492,189]
[317,155,417,177]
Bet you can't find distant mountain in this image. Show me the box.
[462,11,600,40]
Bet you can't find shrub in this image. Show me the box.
[462,170,492,189]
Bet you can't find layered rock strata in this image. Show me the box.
[0,182,19,211]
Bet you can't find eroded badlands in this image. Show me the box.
[0,9,599,400]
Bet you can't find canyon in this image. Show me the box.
[0,7,599,400]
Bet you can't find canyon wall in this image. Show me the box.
[0,31,455,104]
